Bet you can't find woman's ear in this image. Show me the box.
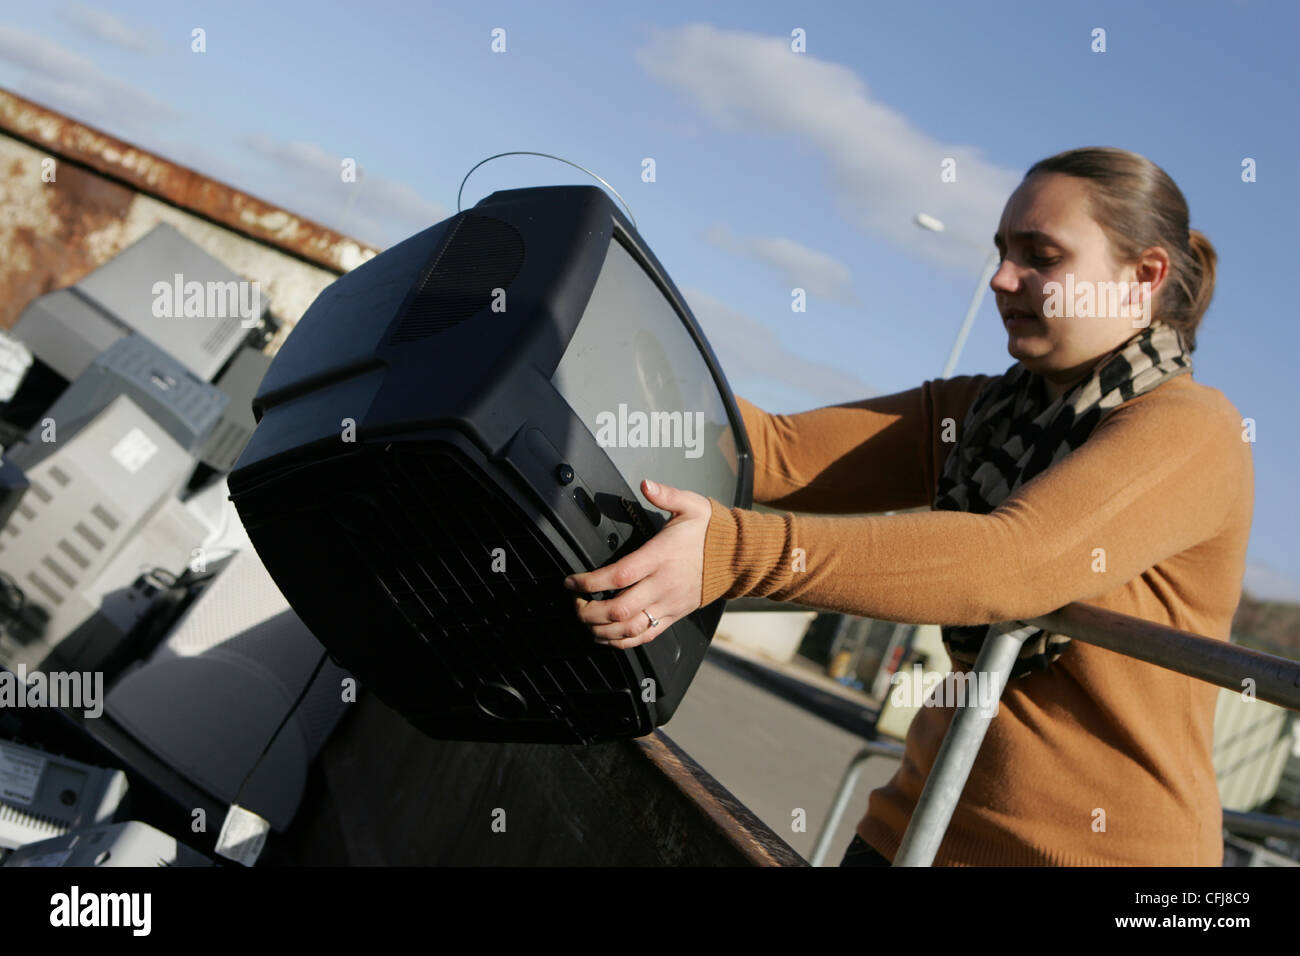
[1134,246,1172,299]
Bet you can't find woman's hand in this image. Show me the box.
[563,478,711,649]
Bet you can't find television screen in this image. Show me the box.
[551,236,739,513]
[227,185,752,744]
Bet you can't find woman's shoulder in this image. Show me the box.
[1104,374,1250,471]
[1118,373,1244,427]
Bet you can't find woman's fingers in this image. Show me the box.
[562,481,704,597]
[594,622,668,650]
[590,607,668,644]
[564,551,655,597]
[565,480,710,649]
[574,578,663,638]
[589,605,669,649]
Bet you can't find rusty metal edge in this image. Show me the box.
[0,85,380,276]
[633,729,809,866]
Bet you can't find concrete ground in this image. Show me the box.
[659,637,904,865]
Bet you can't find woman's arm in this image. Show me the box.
[737,374,994,514]
[705,384,1250,623]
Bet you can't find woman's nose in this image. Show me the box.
[990,258,1018,293]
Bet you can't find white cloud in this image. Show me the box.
[0,19,438,251]
[1243,563,1300,604]
[241,133,346,179]
[58,2,158,55]
[681,285,876,405]
[0,24,181,134]
[702,224,858,306]
[636,24,1021,273]
[239,132,448,249]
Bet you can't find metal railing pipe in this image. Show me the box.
[892,625,1030,866]
[809,738,905,866]
[1023,604,1300,711]
[890,603,1300,866]
[1221,809,1300,843]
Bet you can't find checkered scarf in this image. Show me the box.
[934,319,1193,678]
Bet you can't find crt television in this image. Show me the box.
[227,185,753,744]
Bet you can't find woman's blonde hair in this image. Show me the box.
[1023,147,1217,352]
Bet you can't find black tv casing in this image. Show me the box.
[227,185,753,744]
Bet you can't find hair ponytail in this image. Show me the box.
[1184,228,1218,346]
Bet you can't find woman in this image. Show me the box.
[563,146,1253,866]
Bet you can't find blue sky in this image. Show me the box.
[1,0,1297,600]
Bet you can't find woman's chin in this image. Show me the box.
[1006,337,1049,363]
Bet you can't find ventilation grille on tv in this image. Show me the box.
[200,315,245,358]
[0,801,70,840]
[389,215,526,344]
[0,465,116,605]
[323,444,642,738]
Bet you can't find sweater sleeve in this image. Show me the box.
[700,385,1248,620]
[735,375,993,513]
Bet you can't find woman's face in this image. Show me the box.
[990,172,1171,397]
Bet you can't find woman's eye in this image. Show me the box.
[1032,256,1059,266]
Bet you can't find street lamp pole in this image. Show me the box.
[914,213,999,377]
[942,248,1000,378]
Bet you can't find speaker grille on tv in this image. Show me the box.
[309,443,643,739]
[389,215,525,343]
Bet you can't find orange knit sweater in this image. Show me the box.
[699,373,1254,865]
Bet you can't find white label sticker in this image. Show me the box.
[216,804,269,867]
[0,749,45,807]
[110,427,158,474]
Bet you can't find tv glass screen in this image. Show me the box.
[551,237,739,515]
